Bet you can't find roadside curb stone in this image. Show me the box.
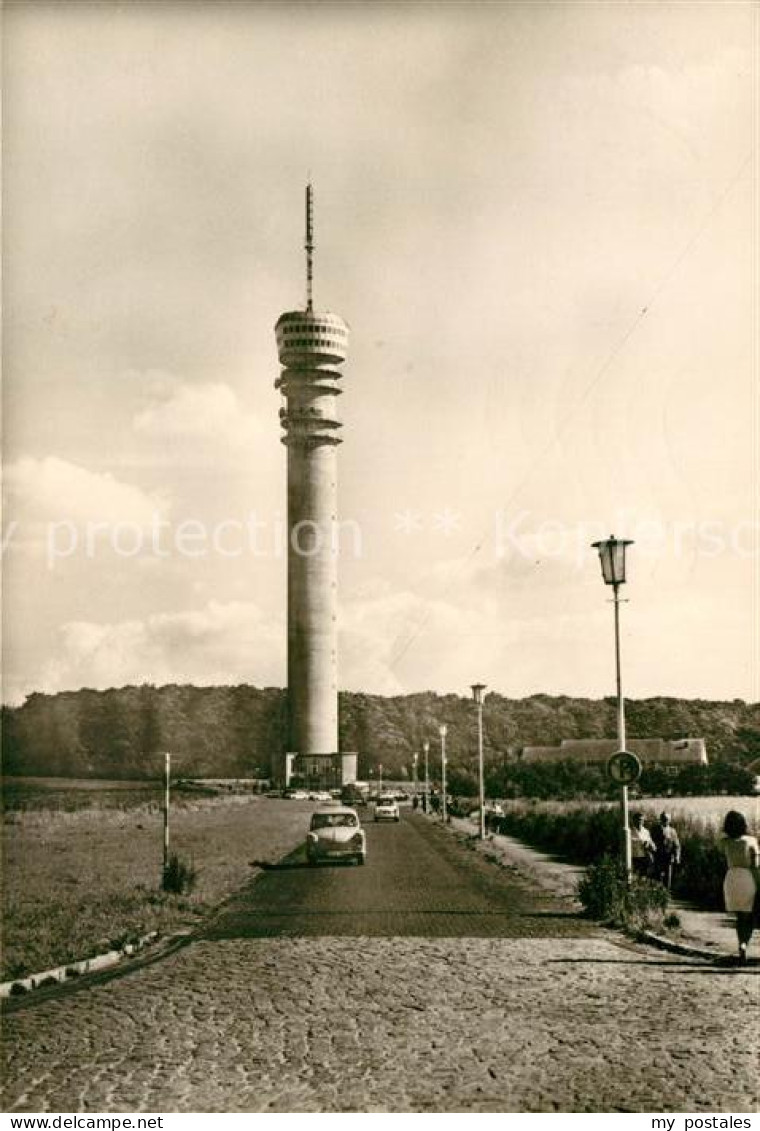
[0,931,162,1000]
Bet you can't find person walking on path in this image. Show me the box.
[652,812,681,890]
[722,809,759,964]
[629,812,655,878]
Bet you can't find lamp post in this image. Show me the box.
[439,724,448,823]
[592,534,634,877]
[471,684,487,839]
[423,740,430,813]
[163,750,171,881]
[412,750,418,802]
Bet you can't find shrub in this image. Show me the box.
[577,856,669,931]
[162,853,197,895]
[577,856,623,920]
[488,758,757,802]
[671,823,725,909]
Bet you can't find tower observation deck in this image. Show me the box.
[273,186,353,789]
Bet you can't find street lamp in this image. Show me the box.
[423,740,430,813]
[471,683,487,839]
[439,724,448,823]
[592,534,634,876]
[412,750,418,802]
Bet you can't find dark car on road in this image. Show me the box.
[340,785,367,807]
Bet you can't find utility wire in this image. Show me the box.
[387,151,754,671]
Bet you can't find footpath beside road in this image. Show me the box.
[447,815,743,960]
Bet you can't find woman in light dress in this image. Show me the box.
[722,810,759,964]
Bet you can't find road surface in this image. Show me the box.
[2,809,757,1112]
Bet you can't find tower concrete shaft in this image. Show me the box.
[274,200,349,783]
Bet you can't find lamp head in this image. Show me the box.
[591,535,633,586]
[439,724,447,739]
[471,683,487,704]
[423,740,430,754]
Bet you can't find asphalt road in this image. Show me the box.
[204,807,595,940]
[2,806,757,1113]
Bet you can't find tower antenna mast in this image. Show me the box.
[305,183,314,312]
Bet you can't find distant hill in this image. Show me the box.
[2,685,758,780]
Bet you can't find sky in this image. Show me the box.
[2,0,757,706]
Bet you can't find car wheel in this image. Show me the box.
[395,816,400,822]
[356,854,366,866]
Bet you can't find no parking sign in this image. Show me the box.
[607,750,642,786]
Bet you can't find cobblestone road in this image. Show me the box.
[2,813,757,1112]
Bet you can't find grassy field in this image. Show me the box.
[2,777,164,812]
[631,795,759,828]
[2,785,311,980]
[501,795,759,828]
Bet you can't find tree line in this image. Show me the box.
[1,683,758,782]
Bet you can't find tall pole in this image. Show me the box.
[412,751,418,801]
[275,186,349,791]
[379,763,383,791]
[423,741,430,813]
[163,751,171,876]
[593,536,634,880]
[477,698,485,840]
[440,726,448,823]
[613,583,632,877]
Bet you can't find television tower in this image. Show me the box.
[274,186,352,788]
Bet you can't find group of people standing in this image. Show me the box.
[629,810,681,886]
[629,808,758,964]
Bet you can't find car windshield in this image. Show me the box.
[311,813,358,830]
[377,797,395,806]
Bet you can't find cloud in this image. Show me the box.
[339,577,597,700]
[339,544,758,702]
[133,380,266,453]
[31,601,285,698]
[4,456,167,528]
[5,546,755,705]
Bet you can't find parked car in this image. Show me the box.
[308,790,333,802]
[374,794,400,822]
[306,807,366,865]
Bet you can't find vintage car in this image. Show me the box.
[305,807,366,866]
[374,794,400,822]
